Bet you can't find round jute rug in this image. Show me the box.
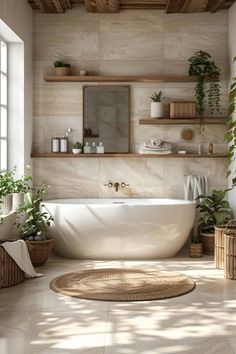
[50,268,195,301]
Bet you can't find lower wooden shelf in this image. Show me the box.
[31,153,227,158]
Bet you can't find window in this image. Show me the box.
[0,37,7,172]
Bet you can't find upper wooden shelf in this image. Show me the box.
[44,75,196,83]
[139,118,226,125]
[31,153,227,158]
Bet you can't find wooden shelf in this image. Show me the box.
[139,118,226,125]
[44,75,196,83]
[31,153,227,158]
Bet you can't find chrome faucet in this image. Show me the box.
[104,182,130,192]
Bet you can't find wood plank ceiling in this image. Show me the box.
[28,0,235,13]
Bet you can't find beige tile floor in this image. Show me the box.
[0,254,236,354]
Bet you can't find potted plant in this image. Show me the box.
[225,56,236,190]
[54,61,71,76]
[15,184,54,266]
[12,166,32,210]
[197,189,231,255]
[150,91,164,118]
[188,50,221,134]
[189,233,203,258]
[0,171,15,215]
[72,142,83,154]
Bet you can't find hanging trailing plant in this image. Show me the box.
[188,50,221,118]
[225,56,236,189]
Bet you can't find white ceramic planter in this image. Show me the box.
[150,102,163,118]
[72,148,82,154]
[0,194,13,215]
[12,193,25,210]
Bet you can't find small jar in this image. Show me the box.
[60,136,68,153]
[83,142,91,154]
[51,136,60,153]
[96,142,104,154]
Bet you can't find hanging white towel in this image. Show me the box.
[184,175,208,201]
[2,240,42,278]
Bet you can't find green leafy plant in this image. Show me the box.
[13,166,32,194]
[188,50,221,119]
[72,141,82,149]
[196,189,231,235]
[150,91,164,103]
[54,61,70,68]
[0,171,15,197]
[225,56,236,189]
[0,167,32,196]
[15,184,53,241]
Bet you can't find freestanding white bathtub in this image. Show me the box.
[44,198,195,260]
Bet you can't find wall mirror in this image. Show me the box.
[83,86,130,153]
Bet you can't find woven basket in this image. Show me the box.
[215,221,236,270]
[189,243,203,258]
[224,222,236,279]
[200,232,214,255]
[0,243,24,288]
[25,239,53,266]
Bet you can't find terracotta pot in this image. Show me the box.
[55,67,70,76]
[200,232,214,255]
[189,243,203,258]
[25,239,53,266]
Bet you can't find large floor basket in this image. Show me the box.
[224,221,236,279]
[0,243,25,288]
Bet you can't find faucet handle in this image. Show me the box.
[121,182,129,188]
[104,182,113,188]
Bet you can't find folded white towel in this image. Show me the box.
[2,240,43,278]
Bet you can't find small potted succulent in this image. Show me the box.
[150,91,164,118]
[0,171,15,215]
[54,61,71,76]
[197,189,231,255]
[72,142,82,154]
[15,184,54,266]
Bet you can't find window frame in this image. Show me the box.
[0,36,8,173]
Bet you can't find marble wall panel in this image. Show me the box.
[99,33,164,61]
[34,85,83,116]
[99,10,164,33]
[33,7,229,199]
[34,32,99,61]
[164,12,228,34]
[164,33,228,61]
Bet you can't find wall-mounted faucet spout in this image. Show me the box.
[114,182,120,192]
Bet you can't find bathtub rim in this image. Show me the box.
[44,198,196,206]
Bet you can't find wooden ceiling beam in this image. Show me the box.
[28,0,236,13]
[52,0,66,12]
[166,0,185,13]
[182,0,209,12]
[84,0,119,12]
[206,0,228,13]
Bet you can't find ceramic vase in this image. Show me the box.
[72,148,82,154]
[0,195,13,215]
[12,193,25,210]
[150,102,163,118]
